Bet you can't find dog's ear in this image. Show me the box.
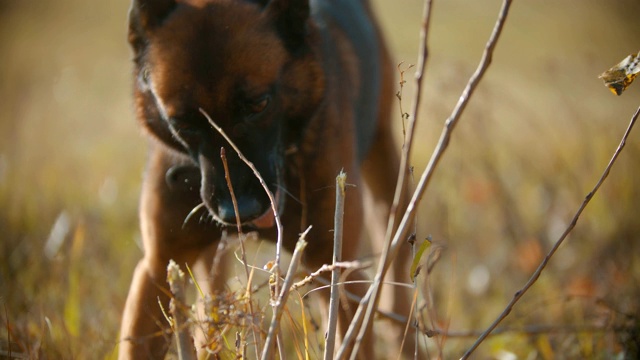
[264,0,310,52]
[128,0,177,51]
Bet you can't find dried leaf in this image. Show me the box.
[599,51,640,95]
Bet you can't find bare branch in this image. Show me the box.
[324,171,347,359]
[220,148,244,235]
[261,229,310,360]
[460,105,640,359]
[291,261,370,291]
[200,108,284,297]
[220,147,261,355]
[338,0,435,355]
[340,1,513,358]
[427,323,638,338]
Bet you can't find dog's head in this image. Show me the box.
[129,0,324,228]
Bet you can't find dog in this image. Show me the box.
[119,0,411,358]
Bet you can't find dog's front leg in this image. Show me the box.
[119,257,177,358]
[119,146,218,359]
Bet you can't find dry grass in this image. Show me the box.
[2,0,640,358]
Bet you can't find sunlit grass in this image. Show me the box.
[2,0,640,358]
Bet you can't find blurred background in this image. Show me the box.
[1,0,639,358]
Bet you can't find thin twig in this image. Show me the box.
[341,1,514,358]
[324,171,347,359]
[359,0,512,353]
[409,164,419,359]
[397,286,419,360]
[261,229,311,360]
[291,261,370,291]
[314,281,411,325]
[220,147,244,236]
[338,0,434,356]
[277,335,285,360]
[427,323,640,338]
[200,109,284,298]
[460,105,640,359]
[396,62,415,140]
[220,147,261,356]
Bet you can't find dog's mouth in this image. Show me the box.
[249,208,275,228]
[246,188,281,229]
[198,158,284,230]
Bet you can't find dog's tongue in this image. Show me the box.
[251,209,275,229]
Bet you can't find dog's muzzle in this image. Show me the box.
[215,190,280,229]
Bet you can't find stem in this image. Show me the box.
[262,232,310,360]
[200,109,284,299]
[324,171,347,359]
[460,105,640,359]
[338,0,435,356]
[220,147,261,355]
[341,1,514,358]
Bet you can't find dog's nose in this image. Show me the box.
[217,197,264,224]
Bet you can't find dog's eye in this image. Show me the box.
[246,94,270,115]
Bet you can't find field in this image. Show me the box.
[2,0,640,358]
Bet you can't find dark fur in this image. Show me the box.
[119,0,409,358]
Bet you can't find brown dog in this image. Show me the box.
[119,0,408,358]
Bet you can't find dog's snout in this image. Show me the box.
[217,196,264,224]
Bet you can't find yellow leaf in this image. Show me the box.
[410,238,432,282]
